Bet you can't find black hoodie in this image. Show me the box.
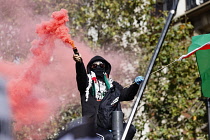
[75,55,139,128]
[86,55,111,75]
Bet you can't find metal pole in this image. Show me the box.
[112,111,124,140]
[121,1,179,140]
[207,98,210,140]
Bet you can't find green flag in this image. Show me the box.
[179,34,210,97]
[196,49,210,97]
[178,34,210,60]
[189,34,210,97]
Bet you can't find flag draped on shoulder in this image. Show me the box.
[179,34,210,97]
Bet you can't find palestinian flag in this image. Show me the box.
[179,34,210,97]
[178,34,210,60]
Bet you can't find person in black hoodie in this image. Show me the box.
[73,54,144,140]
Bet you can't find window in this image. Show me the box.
[186,0,210,11]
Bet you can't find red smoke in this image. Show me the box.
[0,5,94,138]
[36,9,75,48]
[5,9,77,126]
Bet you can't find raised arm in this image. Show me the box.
[73,54,88,94]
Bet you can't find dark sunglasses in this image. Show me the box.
[91,63,105,69]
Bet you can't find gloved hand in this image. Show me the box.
[134,76,144,85]
[73,54,82,62]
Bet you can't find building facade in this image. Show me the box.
[157,0,210,34]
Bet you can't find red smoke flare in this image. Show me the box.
[7,9,75,125]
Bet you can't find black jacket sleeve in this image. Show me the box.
[75,61,88,94]
[113,81,139,101]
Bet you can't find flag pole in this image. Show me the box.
[121,0,179,140]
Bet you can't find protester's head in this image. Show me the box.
[87,56,111,78]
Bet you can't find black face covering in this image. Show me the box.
[92,67,105,79]
[90,61,106,80]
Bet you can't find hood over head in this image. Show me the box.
[87,55,111,75]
